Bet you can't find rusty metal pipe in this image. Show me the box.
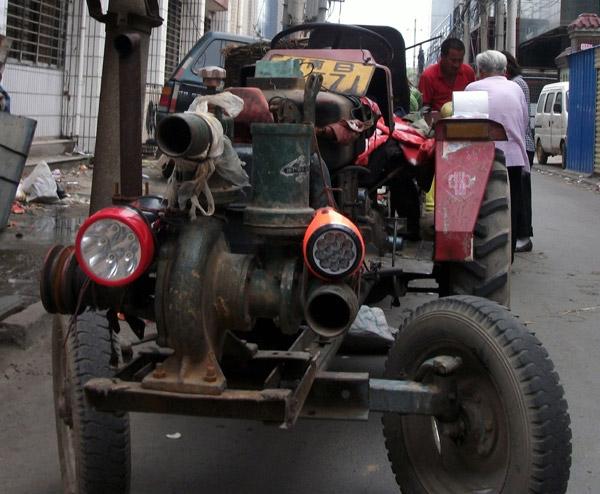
[156,112,212,159]
[115,31,143,200]
[248,269,281,318]
[304,282,359,339]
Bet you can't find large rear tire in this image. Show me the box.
[439,159,511,306]
[52,310,131,494]
[382,296,572,494]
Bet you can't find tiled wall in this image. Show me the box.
[148,0,169,87]
[181,0,206,55]
[1,0,278,150]
[62,0,106,153]
[3,63,64,137]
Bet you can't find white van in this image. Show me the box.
[534,82,569,167]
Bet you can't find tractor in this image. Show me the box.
[41,23,571,493]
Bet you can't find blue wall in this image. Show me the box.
[567,48,596,174]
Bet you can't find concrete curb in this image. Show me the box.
[0,301,50,349]
[533,163,600,190]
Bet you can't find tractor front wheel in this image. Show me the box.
[52,310,131,494]
[382,296,572,494]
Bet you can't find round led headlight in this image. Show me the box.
[303,208,365,280]
[75,206,155,287]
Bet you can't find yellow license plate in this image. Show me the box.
[270,55,375,96]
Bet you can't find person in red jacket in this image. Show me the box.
[419,38,475,111]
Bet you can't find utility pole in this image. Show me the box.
[413,18,417,71]
[316,0,328,22]
[495,0,505,50]
[282,0,305,28]
[462,1,471,63]
[505,0,517,55]
[480,0,489,52]
[305,0,327,22]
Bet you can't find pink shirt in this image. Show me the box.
[465,76,529,170]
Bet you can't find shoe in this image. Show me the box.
[515,237,533,253]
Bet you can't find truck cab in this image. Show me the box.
[156,31,261,121]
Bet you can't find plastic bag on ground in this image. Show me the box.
[343,306,398,354]
[21,161,59,203]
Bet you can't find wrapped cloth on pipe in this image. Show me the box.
[165,93,249,219]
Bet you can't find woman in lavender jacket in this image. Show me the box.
[465,50,529,259]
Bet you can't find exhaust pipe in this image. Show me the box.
[304,282,359,338]
[156,112,212,159]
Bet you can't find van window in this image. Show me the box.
[536,94,546,113]
[543,92,555,113]
[553,92,562,113]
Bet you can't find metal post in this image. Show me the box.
[115,32,142,200]
[413,18,417,71]
[462,1,471,63]
[505,0,517,55]
[495,0,505,51]
[86,0,162,213]
[317,0,328,22]
[480,0,489,52]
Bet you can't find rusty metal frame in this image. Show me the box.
[84,327,453,427]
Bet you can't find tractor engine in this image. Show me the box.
[41,64,373,395]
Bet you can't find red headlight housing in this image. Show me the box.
[75,206,155,287]
[303,208,365,280]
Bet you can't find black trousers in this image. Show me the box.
[508,166,523,258]
[516,151,534,239]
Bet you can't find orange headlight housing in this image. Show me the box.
[302,208,365,280]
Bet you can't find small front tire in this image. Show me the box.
[382,296,572,494]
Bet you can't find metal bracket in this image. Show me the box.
[415,355,463,381]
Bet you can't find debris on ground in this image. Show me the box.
[20,161,59,203]
[11,202,24,214]
[343,306,398,353]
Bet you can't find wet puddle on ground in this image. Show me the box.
[25,214,85,243]
[0,207,88,299]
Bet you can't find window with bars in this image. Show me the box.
[165,0,182,79]
[6,0,68,68]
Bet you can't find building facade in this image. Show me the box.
[0,0,286,154]
[519,0,600,67]
[427,0,600,69]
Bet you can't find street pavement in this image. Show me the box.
[1,164,599,493]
